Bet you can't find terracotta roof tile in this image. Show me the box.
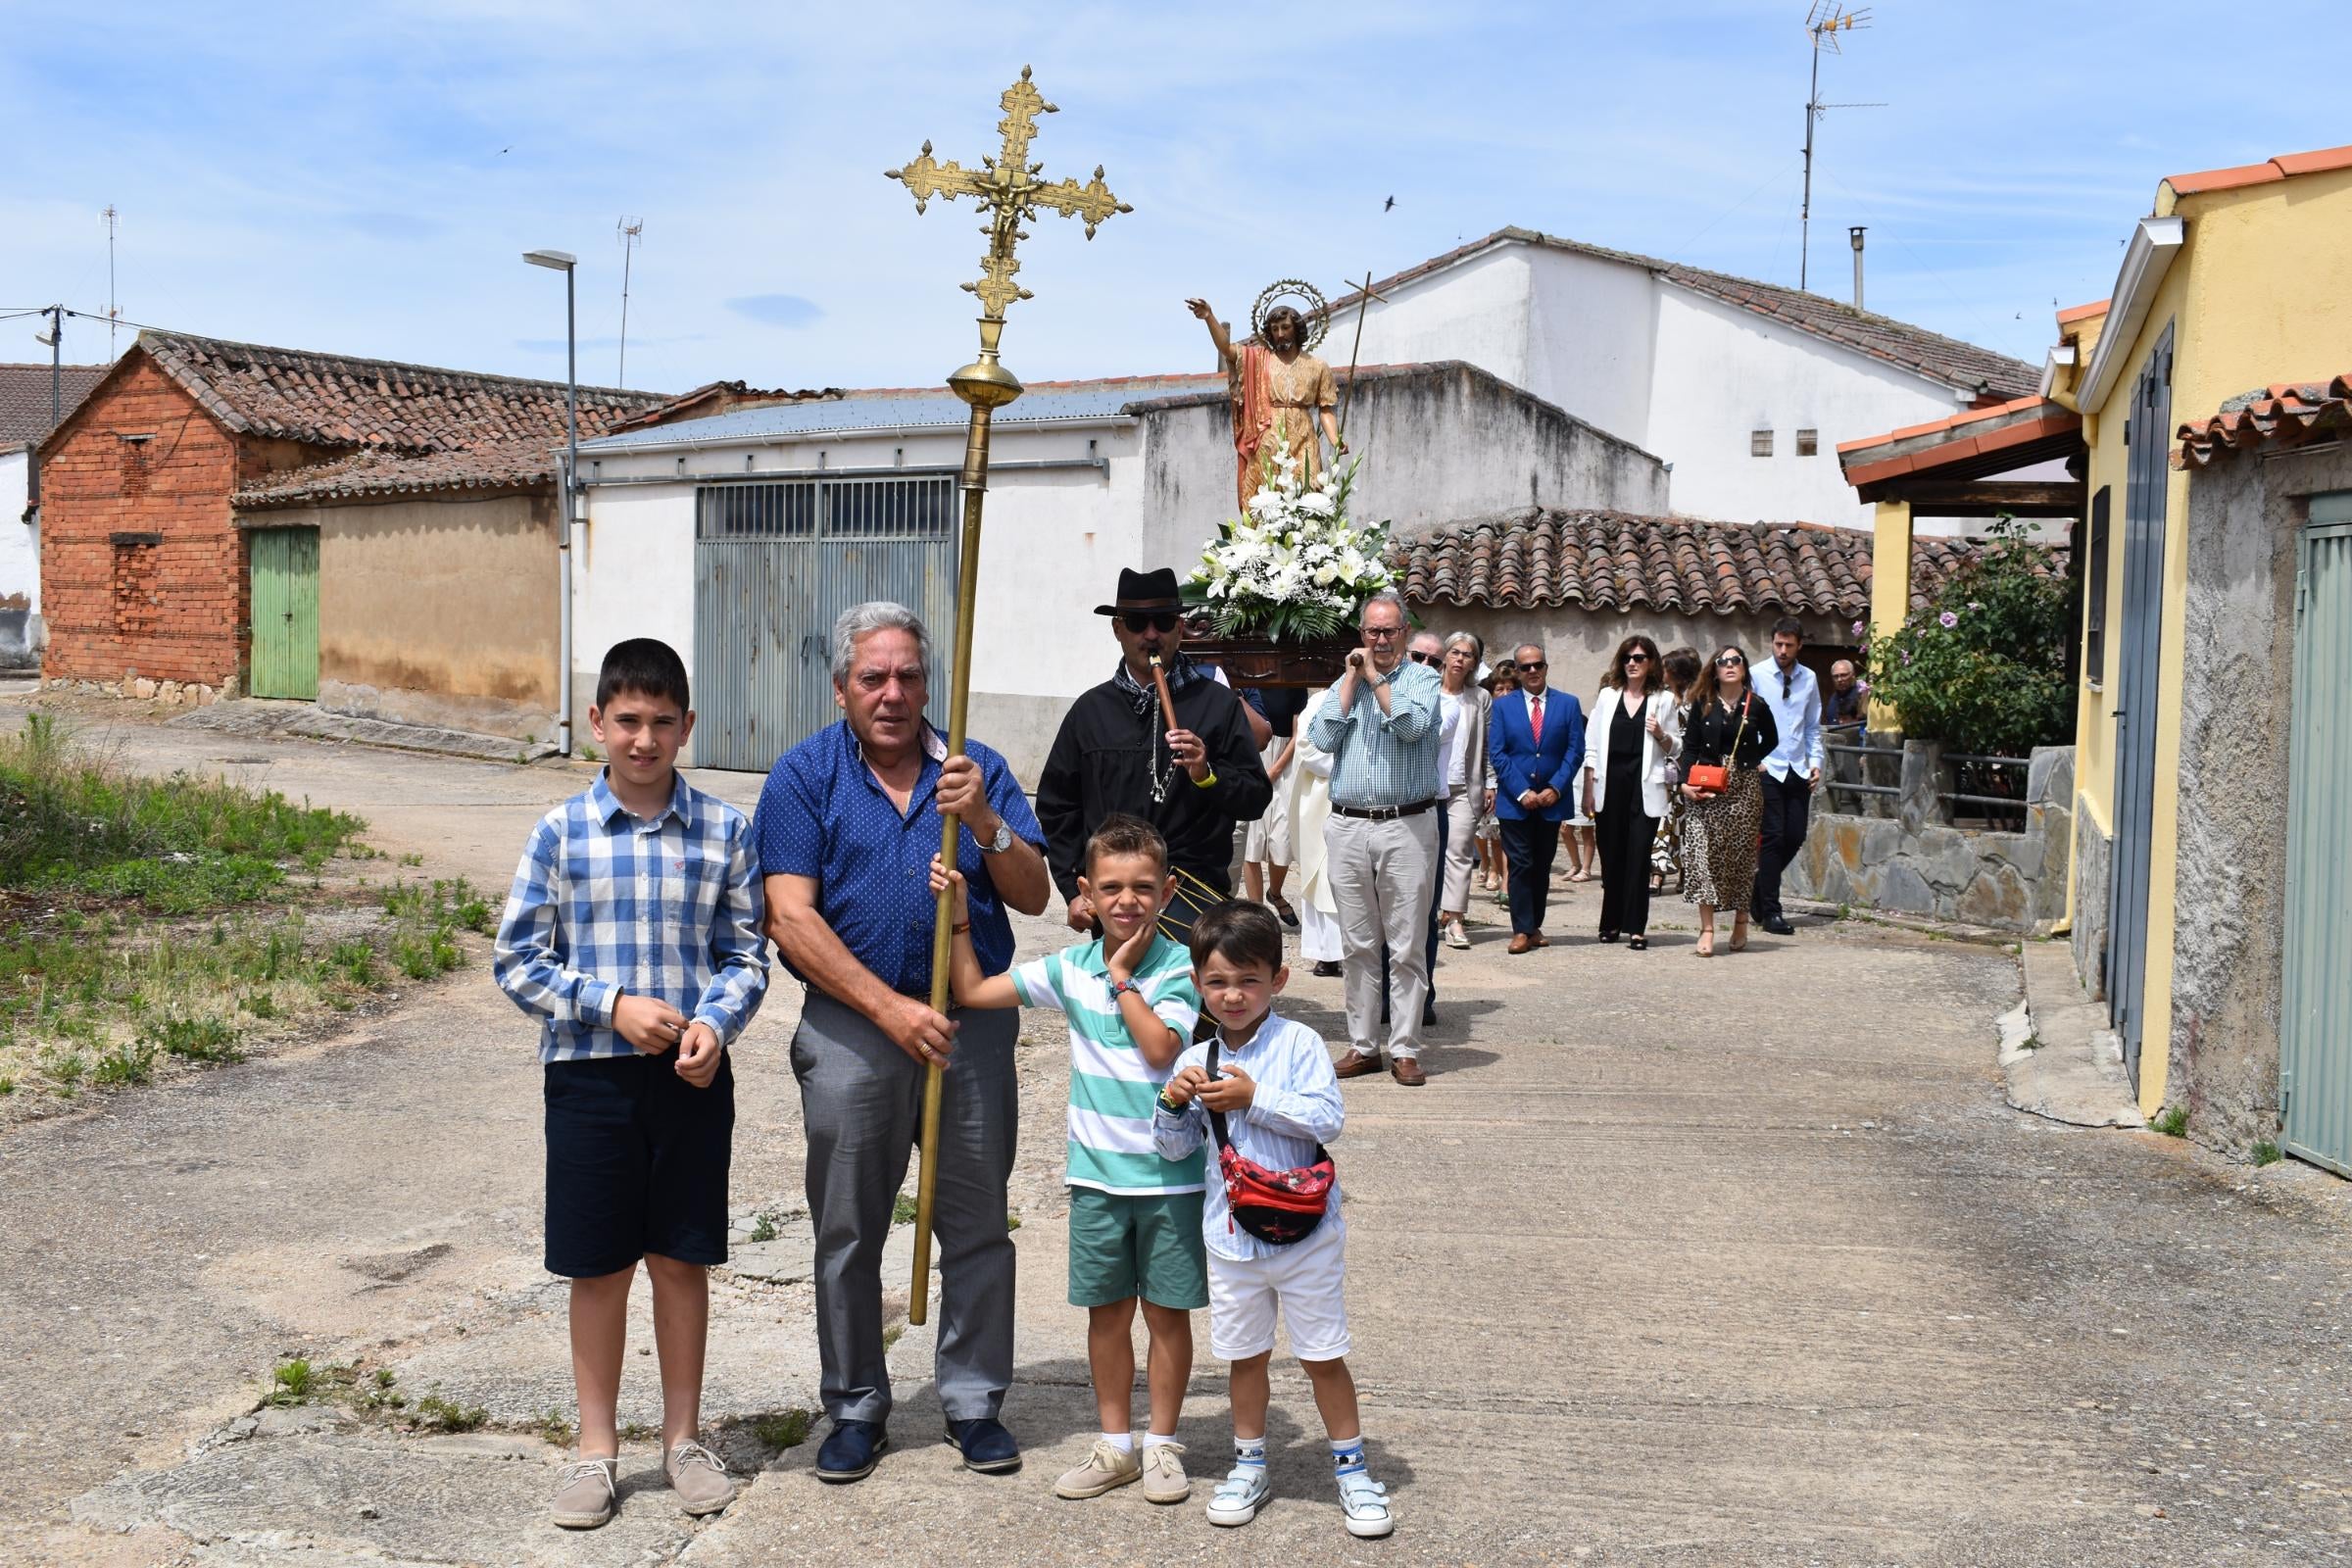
[2165,142,2352,197]
[1330,227,2036,400]
[2055,298,2111,325]
[1394,509,2013,621]
[111,331,669,507]
[0,362,109,447]
[2176,373,2352,467]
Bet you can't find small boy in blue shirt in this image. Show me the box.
[493,638,768,1532]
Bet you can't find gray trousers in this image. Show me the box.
[790,989,1018,1426]
[1325,809,1440,1061]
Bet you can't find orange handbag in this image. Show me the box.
[1685,696,1749,794]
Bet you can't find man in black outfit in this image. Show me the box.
[1037,567,1272,933]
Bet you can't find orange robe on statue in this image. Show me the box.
[1228,343,1338,513]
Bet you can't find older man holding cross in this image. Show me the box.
[758,601,1051,1485]
[1309,589,1444,1087]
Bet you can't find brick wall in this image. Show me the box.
[38,359,248,686]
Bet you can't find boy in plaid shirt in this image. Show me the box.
[494,638,768,1531]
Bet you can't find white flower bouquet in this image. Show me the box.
[1184,443,1394,643]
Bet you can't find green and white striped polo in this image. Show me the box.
[1012,933,1206,1196]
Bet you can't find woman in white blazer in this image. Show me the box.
[1580,635,1682,949]
[1436,631,1492,950]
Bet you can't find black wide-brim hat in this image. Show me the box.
[1094,565,1184,616]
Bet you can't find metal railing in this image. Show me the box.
[1939,752,2031,823]
[1823,722,1899,799]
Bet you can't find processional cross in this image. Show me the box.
[885,67,1130,1325]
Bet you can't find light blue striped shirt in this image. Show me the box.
[1306,659,1444,809]
[1152,1010,1346,1262]
[494,771,769,1064]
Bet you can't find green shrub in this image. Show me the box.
[91,1041,158,1087]
[145,1013,242,1064]
[1864,516,2074,758]
[2252,1140,2283,1167]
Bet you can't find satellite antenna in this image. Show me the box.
[103,205,121,357]
[1799,4,1883,294]
[615,217,644,386]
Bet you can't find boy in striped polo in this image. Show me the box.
[937,814,1207,1505]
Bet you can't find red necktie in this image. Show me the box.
[1529,694,1544,744]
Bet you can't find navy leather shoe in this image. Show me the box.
[942,1416,1022,1474]
[814,1419,889,1483]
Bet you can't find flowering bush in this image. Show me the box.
[1183,443,1394,642]
[1863,515,2074,758]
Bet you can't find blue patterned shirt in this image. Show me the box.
[1306,659,1445,808]
[494,770,770,1064]
[755,719,1045,996]
[1152,1009,1347,1262]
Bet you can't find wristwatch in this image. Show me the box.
[1109,977,1143,1002]
[980,818,1012,855]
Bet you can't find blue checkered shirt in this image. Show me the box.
[494,771,770,1064]
[1306,659,1445,808]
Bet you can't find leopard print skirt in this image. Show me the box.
[1680,766,1763,909]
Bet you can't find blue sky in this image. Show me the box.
[3,1,2345,397]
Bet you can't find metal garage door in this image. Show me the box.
[2281,500,2352,1173]
[691,476,959,772]
[2106,328,2172,1088]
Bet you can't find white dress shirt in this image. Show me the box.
[1756,659,1824,781]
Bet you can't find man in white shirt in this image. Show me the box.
[1752,615,1824,937]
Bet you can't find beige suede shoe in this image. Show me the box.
[665,1441,738,1517]
[1140,1441,1190,1504]
[1054,1439,1142,1499]
[551,1455,618,1530]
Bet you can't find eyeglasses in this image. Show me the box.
[1407,650,1439,664]
[1120,612,1180,634]
[1362,624,1402,639]
[1716,655,1745,668]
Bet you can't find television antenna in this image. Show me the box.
[102,204,121,357]
[615,217,644,385]
[1799,4,1883,294]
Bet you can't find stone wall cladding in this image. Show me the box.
[38,361,247,687]
[2070,801,2112,1004]
[1786,740,2072,934]
[2161,443,2352,1154]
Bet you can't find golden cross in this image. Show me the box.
[886,66,1132,320]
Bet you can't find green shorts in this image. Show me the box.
[1066,1187,1209,1310]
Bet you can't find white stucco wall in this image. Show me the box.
[1646,285,1967,529]
[1341,247,1535,392]
[1524,246,1658,451]
[1,451,38,664]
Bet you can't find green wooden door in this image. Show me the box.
[248,527,319,701]
[2282,500,2352,1173]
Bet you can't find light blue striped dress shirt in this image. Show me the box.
[1152,1010,1346,1263]
[1306,659,1444,809]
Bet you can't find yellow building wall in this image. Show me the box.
[2068,164,2352,1116]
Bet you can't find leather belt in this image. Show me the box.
[1330,799,1437,820]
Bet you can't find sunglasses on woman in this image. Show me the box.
[1407,650,1439,664]
[1624,652,1650,664]
[1717,655,1745,668]
[1121,612,1180,634]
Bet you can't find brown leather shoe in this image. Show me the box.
[1506,933,1533,956]
[1333,1050,1383,1079]
[1533,932,1551,948]
[1390,1057,1427,1087]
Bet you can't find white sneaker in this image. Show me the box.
[1443,920,1470,950]
[1338,1469,1394,1538]
[1205,1461,1270,1527]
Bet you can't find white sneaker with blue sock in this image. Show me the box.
[1206,1438,1270,1527]
[1331,1438,1393,1538]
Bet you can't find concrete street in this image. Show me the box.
[5,695,2352,1566]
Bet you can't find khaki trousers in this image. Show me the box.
[1324,809,1440,1062]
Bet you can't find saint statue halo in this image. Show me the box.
[1251,278,1330,352]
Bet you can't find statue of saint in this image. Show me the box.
[1187,295,1346,514]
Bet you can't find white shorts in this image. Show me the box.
[1205,1221,1351,1362]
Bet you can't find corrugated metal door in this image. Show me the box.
[692,477,958,772]
[248,526,319,701]
[2105,328,2172,1088]
[2281,503,2352,1173]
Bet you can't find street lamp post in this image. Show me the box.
[523,249,579,758]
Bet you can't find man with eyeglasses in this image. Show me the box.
[1038,567,1273,936]
[1309,591,1445,1086]
[1751,615,1825,937]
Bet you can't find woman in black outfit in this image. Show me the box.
[1580,635,1680,950]
[1678,644,1780,957]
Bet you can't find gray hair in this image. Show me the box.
[1443,630,1483,662]
[1358,589,1407,626]
[831,600,932,684]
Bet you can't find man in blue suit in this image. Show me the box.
[1487,643,1583,953]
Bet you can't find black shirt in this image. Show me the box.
[1678,691,1780,778]
[1036,668,1273,901]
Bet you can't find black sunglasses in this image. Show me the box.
[1519,659,1547,670]
[1407,650,1439,664]
[1121,612,1180,634]
[1624,651,1651,664]
[1716,655,1746,667]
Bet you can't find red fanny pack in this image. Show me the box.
[1203,1039,1335,1246]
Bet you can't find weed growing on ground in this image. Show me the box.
[618,1420,656,1442]
[881,1325,904,1352]
[411,1394,488,1433]
[90,1040,157,1087]
[143,1013,241,1064]
[397,853,424,867]
[270,1359,314,1405]
[536,1406,575,1446]
[0,1076,13,1096]
[754,1410,813,1451]
[2154,1106,2188,1138]
[749,1211,780,1244]
[892,1192,918,1226]
[2253,1140,2282,1167]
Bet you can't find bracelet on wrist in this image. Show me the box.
[952,921,971,936]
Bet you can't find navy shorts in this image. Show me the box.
[543,1051,734,1279]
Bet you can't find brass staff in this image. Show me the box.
[886,67,1131,1326]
